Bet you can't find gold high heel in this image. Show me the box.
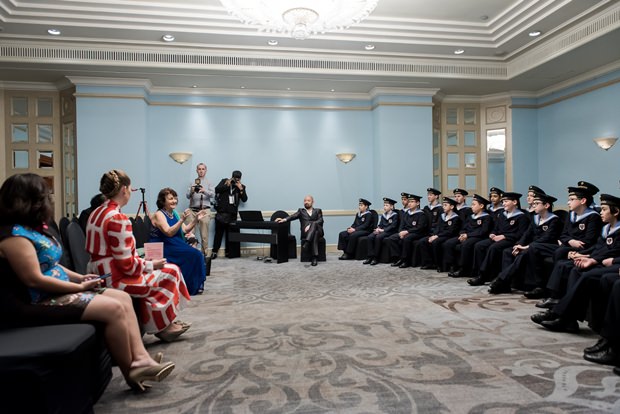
[127,361,175,392]
[154,352,164,364]
[154,324,190,342]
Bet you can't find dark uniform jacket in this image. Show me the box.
[432,212,462,238]
[287,208,324,235]
[215,179,248,222]
[517,213,562,246]
[349,211,373,232]
[559,209,602,249]
[456,205,472,222]
[399,209,429,235]
[423,204,442,231]
[580,223,620,262]
[491,210,530,243]
[460,212,493,238]
[377,211,400,234]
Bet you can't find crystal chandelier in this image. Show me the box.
[219,0,380,40]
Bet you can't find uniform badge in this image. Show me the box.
[362,217,365,222]
[433,211,438,216]
[389,219,392,223]
[477,219,481,225]
[510,220,515,226]
[607,237,613,245]
[579,223,585,231]
[413,221,417,226]
[448,220,452,226]
[542,225,548,231]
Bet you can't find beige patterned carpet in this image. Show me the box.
[94,253,620,413]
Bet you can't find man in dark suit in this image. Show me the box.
[277,195,324,266]
[338,198,374,260]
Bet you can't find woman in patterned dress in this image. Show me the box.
[0,173,174,392]
[86,170,191,341]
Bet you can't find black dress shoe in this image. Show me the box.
[541,318,579,333]
[535,298,559,309]
[391,259,403,267]
[531,310,559,325]
[311,257,318,266]
[488,279,511,294]
[210,252,218,259]
[338,253,350,260]
[363,258,373,265]
[583,346,619,365]
[398,262,410,269]
[369,259,378,265]
[467,276,486,286]
[584,338,609,354]
[420,264,436,270]
[523,287,547,299]
[613,366,620,376]
[448,271,465,278]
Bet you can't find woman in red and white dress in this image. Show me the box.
[86,169,191,342]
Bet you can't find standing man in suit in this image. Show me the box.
[212,170,247,259]
[338,198,374,260]
[186,162,215,257]
[276,195,324,266]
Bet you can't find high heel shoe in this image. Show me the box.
[154,324,190,342]
[127,361,175,392]
[154,352,164,364]
[174,320,192,329]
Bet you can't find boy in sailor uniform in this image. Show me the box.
[364,198,400,266]
[423,188,443,231]
[453,188,472,222]
[489,193,562,294]
[386,194,429,268]
[532,194,620,334]
[417,197,462,271]
[338,198,374,260]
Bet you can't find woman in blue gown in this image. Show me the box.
[149,188,207,295]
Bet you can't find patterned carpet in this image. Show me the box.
[94,254,620,413]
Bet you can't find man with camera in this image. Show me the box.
[186,163,215,257]
[212,170,248,259]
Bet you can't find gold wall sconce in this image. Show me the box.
[169,152,193,164]
[593,137,618,151]
[336,153,356,164]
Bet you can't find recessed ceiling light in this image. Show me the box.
[268,39,278,46]
[330,89,335,92]
[162,34,175,42]
[47,29,61,36]
[454,49,465,55]
[240,86,246,89]
[192,85,197,88]
[529,30,542,37]
[365,44,375,51]
[286,87,291,90]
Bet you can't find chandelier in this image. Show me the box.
[219,0,380,40]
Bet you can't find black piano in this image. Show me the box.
[227,220,290,263]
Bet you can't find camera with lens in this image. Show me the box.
[193,178,202,193]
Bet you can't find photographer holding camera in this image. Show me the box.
[211,170,247,259]
[186,163,215,257]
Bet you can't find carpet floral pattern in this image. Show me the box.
[95,254,620,413]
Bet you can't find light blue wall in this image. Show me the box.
[536,73,620,199]
[511,103,539,194]
[74,87,432,244]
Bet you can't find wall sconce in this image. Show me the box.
[593,137,618,151]
[336,153,356,164]
[169,152,193,164]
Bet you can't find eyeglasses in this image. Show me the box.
[567,197,579,202]
[532,201,543,206]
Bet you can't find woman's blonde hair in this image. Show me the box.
[99,169,131,199]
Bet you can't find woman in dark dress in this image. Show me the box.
[0,173,174,392]
[149,187,207,295]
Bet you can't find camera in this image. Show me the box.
[193,178,202,193]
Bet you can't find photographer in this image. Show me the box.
[186,163,215,257]
[212,170,247,259]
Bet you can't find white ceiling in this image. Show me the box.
[0,0,619,95]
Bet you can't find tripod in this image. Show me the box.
[135,187,149,217]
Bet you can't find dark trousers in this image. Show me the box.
[212,217,231,254]
[386,232,424,262]
[418,236,450,269]
[601,275,620,346]
[495,247,529,288]
[302,222,324,257]
[443,236,484,276]
[553,265,620,328]
[338,230,370,255]
[473,239,514,281]
[367,232,390,258]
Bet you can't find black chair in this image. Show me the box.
[300,238,327,262]
[65,222,90,274]
[354,210,379,260]
[553,209,568,226]
[270,210,297,260]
